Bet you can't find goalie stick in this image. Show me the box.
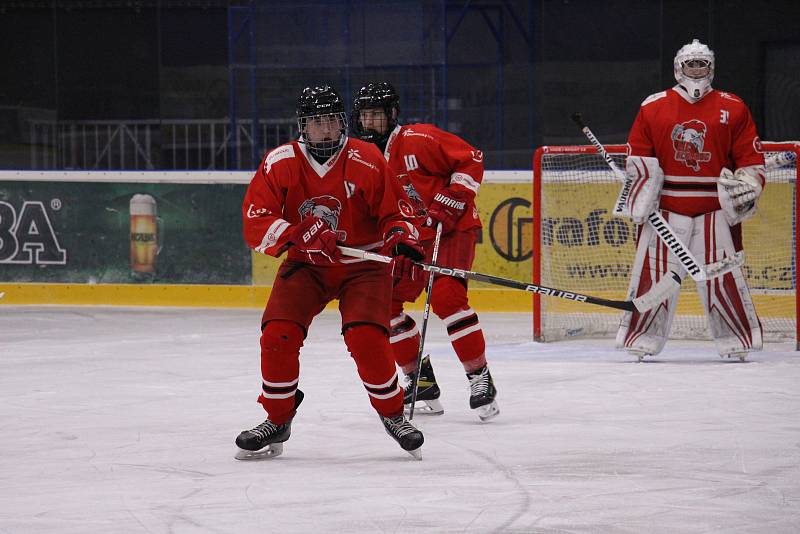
[571,112,743,282]
[338,246,681,313]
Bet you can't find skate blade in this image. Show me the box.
[721,352,747,362]
[234,442,284,460]
[406,447,423,461]
[474,401,499,422]
[404,398,444,416]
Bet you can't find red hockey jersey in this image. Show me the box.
[242,137,417,264]
[383,124,483,240]
[628,87,765,217]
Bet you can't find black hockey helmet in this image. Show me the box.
[296,85,347,159]
[351,82,400,144]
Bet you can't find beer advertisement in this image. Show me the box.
[0,181,250,284]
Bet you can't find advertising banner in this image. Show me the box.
[0,181,250,284]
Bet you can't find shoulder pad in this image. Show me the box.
[263,144,295,174]
[641,91,668,107]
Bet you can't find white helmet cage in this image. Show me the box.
[674,39,715,100]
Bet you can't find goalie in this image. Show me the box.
[616,39,765,361]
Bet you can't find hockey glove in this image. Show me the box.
[426,188,467,233]
[289,216,342,264]
[382,227,425,281]
[718,166,763,225]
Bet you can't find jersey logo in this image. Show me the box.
[347,148,378,171]
[671,119,712,171]
[403,154,419,171]
[246,204,269,218]
[298,195,347,241]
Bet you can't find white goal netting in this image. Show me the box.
[533,143,799,345]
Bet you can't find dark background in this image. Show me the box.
[1,0,798,170]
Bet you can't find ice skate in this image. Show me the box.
[466,366,499,421]
[629,350,650,363]
[234,390,304,460]
[403,355,444,415]
[380,413,424,460]
[722,352,747,362]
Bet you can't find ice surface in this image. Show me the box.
[1,306,799,533]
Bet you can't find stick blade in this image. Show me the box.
[570,112,585,128]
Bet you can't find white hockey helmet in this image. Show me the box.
[674,39,715,100]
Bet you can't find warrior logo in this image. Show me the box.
[298,195,347,241]
[671,119,712,171]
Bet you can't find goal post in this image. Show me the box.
[532,142,800,347]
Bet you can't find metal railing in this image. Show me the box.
[29,119,297,170]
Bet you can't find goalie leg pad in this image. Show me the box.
[343,324,405,417]
[692,211,762,356]
[616,212,689,356]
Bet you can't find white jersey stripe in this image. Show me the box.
[450,172,480,193]
[366,387,402,400]
[449,323,482,341]
[661,190,719,198]
[664,174,719,183]
[262,377,299,388]
[390,325,420,344]
[390,313,408,327]
[441,308,475,326]
[255,219,291,254]
[260,391,296,400]
[362,375,399,390]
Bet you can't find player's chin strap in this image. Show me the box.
[338,246,683,313]
[570,112,743,282]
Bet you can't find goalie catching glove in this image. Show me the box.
[717,166,764,225]
[426,188,466,232]
[382,226,424,281]
[289,216,342,264]
[622,156,664,224]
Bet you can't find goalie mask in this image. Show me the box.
[351,82,400,145]
[674,39,715,101]
[296,85,347,159]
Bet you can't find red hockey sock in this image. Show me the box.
[257,320,304,424]
[431,277,487,372]
[343,324,404,417]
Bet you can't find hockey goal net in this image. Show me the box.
[532,142,800,347]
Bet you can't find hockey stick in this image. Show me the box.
[338,246,681,313]
[408,222,443,420]
[571,112,744,282]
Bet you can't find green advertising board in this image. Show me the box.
[0,181,250,284]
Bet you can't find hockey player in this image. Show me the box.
[617,39,765,361]
[235,85,425,459]
[351,82,499,421]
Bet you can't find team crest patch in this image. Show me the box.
[397,199,415,218]
[671,119,712,171]
[298,195,347,241]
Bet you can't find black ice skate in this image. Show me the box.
[466,366,499,421]
[380,413,424,460]
[234,389,304,460]
[403,355,444,415]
